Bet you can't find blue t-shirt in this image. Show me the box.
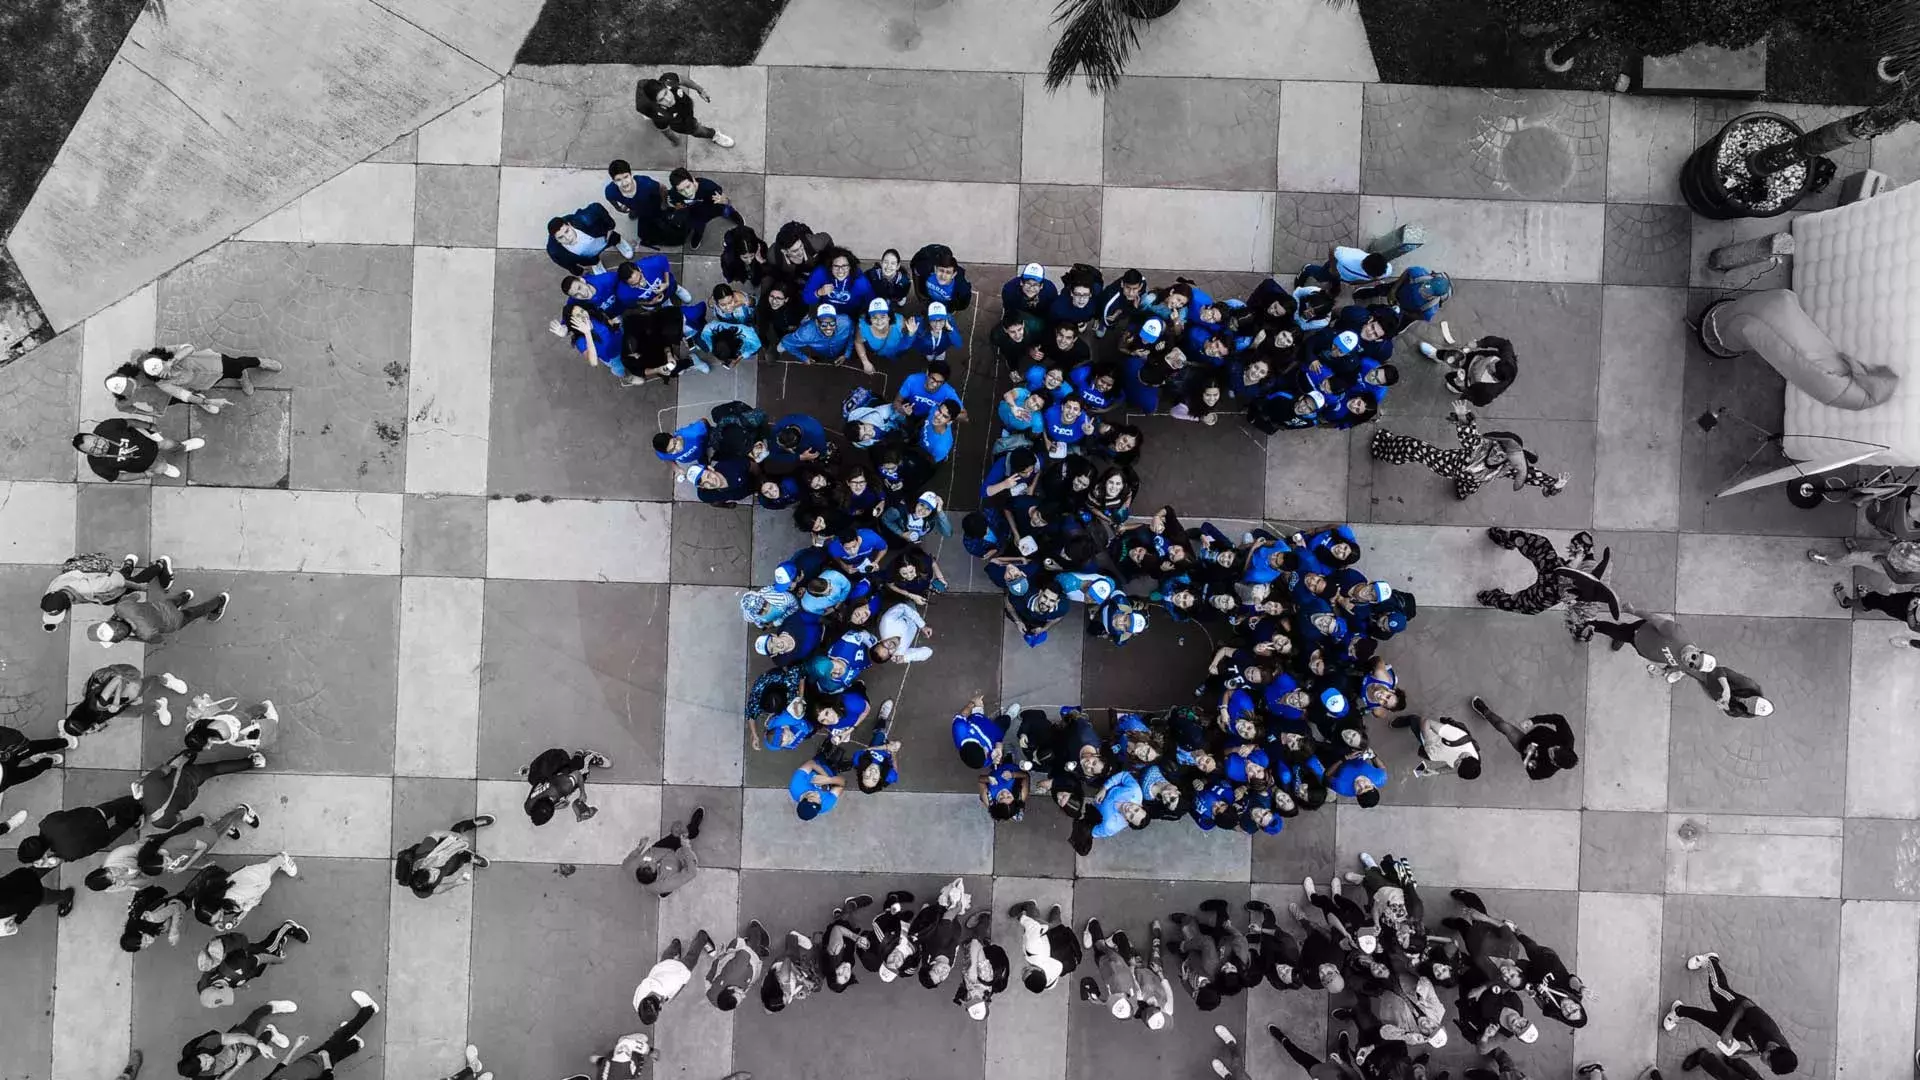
[898,373,963,419]
[919,420,956,463]
[952,710,1003,763]
[789,766,839,816]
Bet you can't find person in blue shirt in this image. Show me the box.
[664,167,742,249]
[850,700,902,794]
[557,266,624,322]
[803,249,876,318]
[651,419,710,466]
[917,401,959,464]
[1041,397,1094,456]
[995,387,1048,450]
[1190,778,1237,831]
[1293,286,1337,332]
[615,255,693,311]
[912,244,974,311]
[804,629,883,695]
[603,160,683,248]
[1091,770,1146,838]
[896,361,966,421]
[908,302,963,363]
[952,699,1003,769]
[685,459,752,506]
[1322,748,1387,808]
[778,305,854,363]
[1368,265,1451,322]
[828,527,891,575]
[697,323,760,370]
[1293,525,1362,573]
[981,757,1027,821]
[560,303,640,385]
[789,759,843,821]
[1143,280,1208,335]
[546,204,632,273]
[1001,263,1058,328]
[1068,363,1122,414]
[852,298,915,375]
[766,412,829,466]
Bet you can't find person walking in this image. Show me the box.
[435,1044,493,1080]
[1368,400,1570,499]
[759,928,824,1012]
[193,852,298,932]
[705,920,772,1012]
[88,587,230,647]
[133,747,266,829]
[588,1032,655,1080]
[177,1001,299,1079]
[521,747,612,824]
[1391,713,1482,780]
[262,991,380,1080]
[17,793,146,867]
[1473,527,1611,619]
[0,865,75,934]
[1582,606,1715,678]
[39,553,172,631]
[139,803,260,877]
[635,71,734,148]
[626,807,703,897]
[1663,952,1797,1076]
[395,814,496,898]
[72,418,204,481]
[1009,899,1082,993]
[0,722,70,829]
[194,918,310,1006]
[1832,580,1920,646]
[1079,917,1139,1020]
[1467,697,1578,781]
[634,931,716,1025]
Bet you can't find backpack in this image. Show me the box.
[63,552,115,575]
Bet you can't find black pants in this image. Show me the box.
[129,560,173,588]
[1674,954,1744,1032]
[652,112,715,140]
[1860,589,1916,621]
[218,355,262,380]
[0,750,62,793]
[145,757,255,827]
[166,591,226,629]
[1687,1050,1763,1079]
[309,1004,377,1070]
[1587,617,1646,647]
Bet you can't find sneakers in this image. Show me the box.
[1211,1061,1234,1079]
[281,920,311,944]
[1359,851,1380,870]
[878,698,895,722]
[278,853,299,878]
[248,752,267,769]
[1214,1024,1236,1046]
[268,999,297,1014]
[1662,999,1682,1031]
[843,893,874,912]
[1806,548,1831,564]
[181,438,206,452]
[56,890,76,916]
[159,463,182,478]
[1301,876,1316,899]
[120,554,139,571]
[616,240,636,259]
[350,989,380,1013]
[2,809,28,834]
[160,672,188,694]
[1686,951,1718,970]
[1665,669,1687,684]
[261,1024,289,1048]
[1544,473,1571,498]
[257,358,284,373]
[574,803,599,821]
[465,1046,483,1072]
[1469,696,1491,719]
[240,803,260,828]
[712,131,736,148]
[343,1036,366,1054]
[686,806,705,841]
[1833,582,1854,609]
[585,751,613,769]
[208,593,231,622]
[1418,341,1442,362]
[470,854,491,869]
[177,590,195,606]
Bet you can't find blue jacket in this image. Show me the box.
[656,419,710,464]
[1001,277,1059,320]
[697,321,762,361]
[1068,366,1120,413]
[1048,290,1098,326]
[952,709,1003,763]
[779,317,853,362]
[546,203,618,272]
[768,413,831,463]
[908,319,963,358]
[803,267,876,318]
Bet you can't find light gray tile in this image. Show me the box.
[1102,188,1276,272]
[238,162,416,245]
[1076,820,1251,882]
[1336,805,1581,890]
[1848,620,1920,817]
[688,65,769,174]
[1277,80,1361,192]
[656,869,741,1078]
[1356,523,1573,609]
[77,285,156,450]
[414,165,501,248]
[52,880,133,1080]
[1666,814,1843,897]
[1581,810,1667,893]
[1124,0,1376,81]
[475,779,660,864]
[396,576,484,777]
[740,789,993,875]
[988,877,1073,1080]
[198,772,395,858]
[1582,641,1673,812]
[998,616,1082,709]
[757,0,1055,71]
[1022,74,1103,185]
[1837,900,1920,1080]
[1675,533,1851,618]
[1572,892,1664,1074]
[1596,285,1686,531]
[418,82,504,165]
[1362,85,1608,202]
[664,585,749,787]
[1358,195,1605,283]
[1843,818,1920,900]
[764,175,1020,265]
[1606,96,1695,204]
[486,498,671,582]
[150,488,403,574]
[384,878,474,1079]
[408,246,495,495]
[0,482,75,563]
[495,166,614,249]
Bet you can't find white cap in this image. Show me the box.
[867,298,890,315]
[89,622,116,644]
[1108,997,1132,1019]
[1020,263,1046,281]
[104,375,131,395]
[928,301,949,319]
[1121,612,1148,635]
[1517,1022,1540,1044]
[916,491,944,511]
[1694,652,1718,673]
[141,356,167,377]
[684,464,709,485]
[1145,1010,1166,1030]
[814,303,837,318]
[966,1002,989,1021]
[1427,1029,1448,1049]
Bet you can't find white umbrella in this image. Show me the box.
[1716,445,1887,498]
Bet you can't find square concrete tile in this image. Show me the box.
[0,890,57,1078]
[691,170,765,243]
[418,82,505,166]
[156,242,414,493]
[1422,887,1579,1077]
[1022,74,1104,185]
[1657,894,1839,1079]
[1361,84,1608,201]
[1249,805,1336,883]
[1128,415,1267,520]
[1592,528,1679,615]
[1080,612,1215,712]
[402,493,487,577]
[734,870,987,1080]
[669,501,752,586]
[1357,417,1596,529]
[1602,203,1691,286]
[1264,425,1350,524]
[470,863,657,1080]
[768,67,1022,182]
[765,175,1021,266]
[487,249,676,501]
[1369,606,1587,810]
[1580,810,1667,893]
[478,578,668,783]
[888,591,1007,794]
[1104,76,1280,190]
[1271,191,1359,279]
[1018,184,1103,268]
[392,775,479,852]
[238,163,416,246]
[132,856,391,1080]
[415,164,502,247]
[1595,285,1687,532]
[1102,188,1276,273]
[185,387,292,487]
[1607,96,1694,204]
[687,64,769,174]
[501,64,681,170]
[993,804,1079,879]
[1357,196,1605,284]
[1391,280,1603,422]
[660,784,742,869]
[1842,818,1920,900]
[1277,80,1362,193]
[1667,615,1851,817]
[0,328,79,482]
[75,483,151,567]
[145,572,400,774]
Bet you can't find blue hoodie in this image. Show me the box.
[804,266,876,318]
[698,321,762,362]
[656,419,710,464]
[908,318,963,360]
[1092,771,1144,839]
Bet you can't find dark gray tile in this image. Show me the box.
[1591,529,1678,614]
[132,856,391,1080]
[1104,77,1280,190]
[1360,417,1596,530]
[1667,615,1850,817]
[1370,607,1587,811]
[185,387,291,487]
[1080,613,1215,712]
[156,242,413,493]
[1362,84,1608,201]
[415,164,501,248]
[403,493,487,578]
[488,249,676,500]
[471,863,657,1080]
[1272,192,1359,282]
[669,501,752,586]
[660,784,741,869]
[1250,805,1336,883]
[502,65,683,170]
[1128,414,1267,521]
[1843,818,1920,899]
[1657,894,1839,1080]
[1603,203,1692,286]
[1422,887,1579,1078]
[1019,184,1103,268]
[0,327,78,482]
[144,573,399,774]
[889,592,1007,794]
[993,805,1079,879]
[734,870,986,1080]
[478,579,668,783]
[393,775,478,852]
[767,68,1022,182]
[1678,289,1855,536]
[1580,810,1667,893]
[76,483,152,564]
[1390,281,1603,423]
[0,888,54,1079]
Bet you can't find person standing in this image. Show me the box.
[634,931,716,1024]
[1663,952,1797,1076]
[39,553,172,631]
[395,814,495,898]
[0,723,69,831]
[1390,713,1482,780]
[0,865,75,934]
[626,807,703,897]
[635,71,734,148]
[1009,899,1082,993]
[88,587,230,647]
[589,1032,655,1080]
[706,920,772,1012]
[138,803,262,875]
[1468,697,1577,781]
[72,419,203,481]
[1688,665,1774,718]
[1473,527,1610,618]
[194,852,299,932]
[262,991,380,1080]
[177,1001,299,1080]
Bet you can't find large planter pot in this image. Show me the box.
[1123,0,1181,18]
[1680,111,1815,220]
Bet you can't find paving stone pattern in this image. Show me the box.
[7,68,1920,1080]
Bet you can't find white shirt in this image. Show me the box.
[1018,914,1063,984]
[1421,716,1478,768]
[632,958,692,1011]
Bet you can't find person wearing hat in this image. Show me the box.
[72,418,205,482]
[1689,664,1773,718]
[90,586,229,648]
[895,359,966,421]
[776,303,853,363]
[518,746,612,825]
[907,301,963,364]
[1000,263,1058,327]
[852,297,916,374]
[1087,593,1148,646]
[104,363,195,417]
[1379,265,1452,322]
[1370,399,1571,500]
[682,459,753,507]
[40,553,171,632]
[140,344,283,404]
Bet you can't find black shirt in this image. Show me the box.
[84,419,158,481]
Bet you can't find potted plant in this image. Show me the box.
[1045,0,1184,92]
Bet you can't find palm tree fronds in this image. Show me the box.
[1045,0,1145,92]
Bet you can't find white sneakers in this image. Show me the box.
[712,132,736,148]
[267,999,297,1014]
[616,240,636,259]
[350,989,380,1013]
[1687,952,1718,970]
[159,464,182,478]
[181,438,206,452]
[160,672,188,694]
[277,852,299,877]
